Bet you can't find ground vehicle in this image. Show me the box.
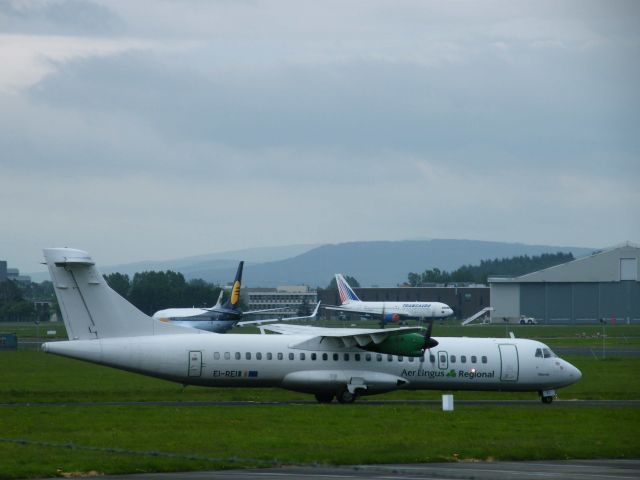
[519,315,538,325]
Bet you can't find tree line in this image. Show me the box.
[104,271,223,316]
[407,252,574,286]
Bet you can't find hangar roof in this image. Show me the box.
[489,243,639,283]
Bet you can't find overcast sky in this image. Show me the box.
[1,0,638,273]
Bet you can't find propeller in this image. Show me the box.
[422,318,439,350]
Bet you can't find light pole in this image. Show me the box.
[600,318,606,360]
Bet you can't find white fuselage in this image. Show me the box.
[337,301,453,319]
[42,333,580,396]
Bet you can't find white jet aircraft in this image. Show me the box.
[152,261,321,333]
[41,248,581,404]
[326,274,454,323]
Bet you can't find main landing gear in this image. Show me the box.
[314,390,358,404]
[336,389,356,404]
[314,393,334,403]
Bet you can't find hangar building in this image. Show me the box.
[489,243,640,324]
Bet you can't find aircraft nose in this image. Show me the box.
[567,362,582,383]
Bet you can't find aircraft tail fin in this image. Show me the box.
[335,273,360,304]
[222,261,244,311]
[44,248,194,340]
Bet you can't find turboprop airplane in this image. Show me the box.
[41,248,581,404]
[152,261,320,333]
[326,274,454,323]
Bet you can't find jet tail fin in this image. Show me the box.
[44,248,194,340]
[335,273,360,304]
[222,261,244,310]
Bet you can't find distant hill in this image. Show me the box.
[178,239,593,287]
[28,239,593,286]
[27,243,320,282]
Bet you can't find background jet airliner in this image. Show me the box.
[152,261,319,333]
[41,248,581,404]
[326,274,454,323]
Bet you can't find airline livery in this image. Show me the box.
[41,248,581,404]
[327,274,454,322]
[152,261,319,333]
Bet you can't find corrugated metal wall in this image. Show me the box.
[519,282,640,324]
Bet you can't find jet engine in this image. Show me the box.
[383,313,402,323]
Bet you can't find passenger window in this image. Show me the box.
[289,353,294,360]
[450,355,456,363]
[471,356,477,364]
[277,353,283,360]
[482,356,487,364]
[387,354,393,362]
[439,354,446,364]
[300,353,306,360]
[333,353,339,361]
[408,356,414,363]
[365,353,371,361]
[322,353,328,361]
[535,348,543,358]
[420,355,425,362]
[224,352,230,360]
[246,352,251,360]
[256,352,262,360]
[311,353,317,361]
[235,352,241,360]
[461,355,467,363]
[376,354,382,361]
[344,353,350,361]
[267,352,273,360]
[429,354,436,363]
[398,356,403,362]
[214,352,220,360]
[355,353,361,361]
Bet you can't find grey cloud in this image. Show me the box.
[0,0,125,35]
[27,39,639,177]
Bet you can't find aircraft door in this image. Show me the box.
[499,344,519,381]
[437,351,448,370]
[188,350,202,377]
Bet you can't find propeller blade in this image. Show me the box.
[422,318,439,350]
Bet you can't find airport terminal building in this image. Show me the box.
[489,243,640,324]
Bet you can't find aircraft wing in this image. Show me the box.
[261,324,424,347]
[236,302,321,327]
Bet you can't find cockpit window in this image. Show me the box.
[535,348,543,358]
[543,348,556,358]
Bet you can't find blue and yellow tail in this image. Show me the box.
[222,261,244,311]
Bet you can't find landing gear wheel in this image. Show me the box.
[541,395,554,404]
[336,389,356,404]
[314,393,334,403]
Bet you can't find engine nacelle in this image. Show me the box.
[363,332,426,357]
[383,313,402,323]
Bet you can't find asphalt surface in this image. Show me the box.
[3,399,639,408]
[35,460,640,480]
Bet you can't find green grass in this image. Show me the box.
[1,328,639,479]
[1,405,639,479]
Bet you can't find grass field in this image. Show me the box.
[1,325,639,479]
[1,349,640,479]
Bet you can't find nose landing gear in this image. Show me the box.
[538,389,556,404]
